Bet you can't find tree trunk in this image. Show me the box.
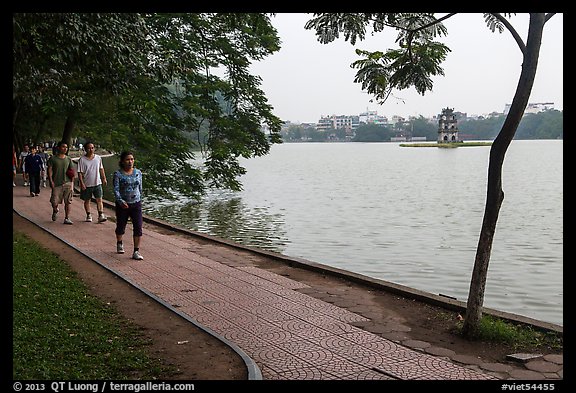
[13,99,22,150]
[34,118,48,145]
[13,98,20,135]
[462,13,546,337]
[62,112,76,148]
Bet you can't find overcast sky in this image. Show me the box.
[249,13,563,123]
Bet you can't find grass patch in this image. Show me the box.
[455,314,563,351]
[13,231,178,380]
[437,313,564,352]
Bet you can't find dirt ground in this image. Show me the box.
[12,212,561,380]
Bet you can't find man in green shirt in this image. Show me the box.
[47,141,75,224]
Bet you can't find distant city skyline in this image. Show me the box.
[281,101,557,125]
[250,13,563,124]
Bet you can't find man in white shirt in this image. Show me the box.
[18,143,30,186]
[77,142,108,223]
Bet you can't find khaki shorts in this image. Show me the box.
[50,183,73,206]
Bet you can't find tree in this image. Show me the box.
[515,109,563,139]
[13,13,283,198]
[304,13,557,337]
[411,116,437,140]
[13,13,152,147]
[352,123,393,142]
[458,115,506,140]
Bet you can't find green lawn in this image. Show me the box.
[12,231,177,380]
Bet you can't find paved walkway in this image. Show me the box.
[12,182,562,381]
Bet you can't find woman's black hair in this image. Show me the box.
[118,151,134,168]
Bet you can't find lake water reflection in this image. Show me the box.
[142,140,563,325]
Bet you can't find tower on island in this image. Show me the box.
[437,107,461,143]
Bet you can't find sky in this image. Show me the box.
[249,13,563,124]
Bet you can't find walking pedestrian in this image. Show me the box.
[36,145,50,188]
[24,145,44,197]
[47,141,75,225]
[12,144,17,187]
[113,151,144,260]
[18,143,30,186]
[77,142,108,223]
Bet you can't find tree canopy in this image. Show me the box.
[13,13,283,199]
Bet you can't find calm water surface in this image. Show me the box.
[143,140,563,325]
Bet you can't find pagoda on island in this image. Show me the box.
[437,107,461,143]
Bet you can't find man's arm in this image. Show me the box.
[99,166,107,186]
[47,165,54,187]
[78,171,86,190]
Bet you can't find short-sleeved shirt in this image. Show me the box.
[47,155,74,187]
[19,151,29,168]
[78,154,104,187]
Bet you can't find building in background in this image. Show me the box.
[504,102,554,115]
[437,107,461,143]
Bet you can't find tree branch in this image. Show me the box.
[492,13,526,55]
[410,13,457,33]
[544,13,556,24]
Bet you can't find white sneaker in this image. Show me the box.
[63,218,73,225]
[86,214,93,222]
[51,208,59,221]
[42,182,46,188]
[23,182,28,186]
[132,251,144,260]
[98,214,107,223]
[117,243,125,254]
[13,182,16,187]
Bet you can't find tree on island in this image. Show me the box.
[304,13,558,337]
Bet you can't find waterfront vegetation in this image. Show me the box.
[281,110,562,143]
[457,315,563,351]
[14,14,284,200]
[12,232,177,380]
[429,309,562,351]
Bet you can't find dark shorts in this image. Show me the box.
[80,184,104,201]
[115,201,143,237]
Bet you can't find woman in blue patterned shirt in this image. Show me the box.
[113,151,144,260]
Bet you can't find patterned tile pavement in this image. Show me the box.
[12,183,546,381]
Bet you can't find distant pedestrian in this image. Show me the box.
[36,145,50,188]
[12,144,17,187]
[24,145,44,197]
[18,143,30,186]
[47,141,75,225]
[113,151,144,260]
[77,141,108,223]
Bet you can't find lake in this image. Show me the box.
[111,140,563,325]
